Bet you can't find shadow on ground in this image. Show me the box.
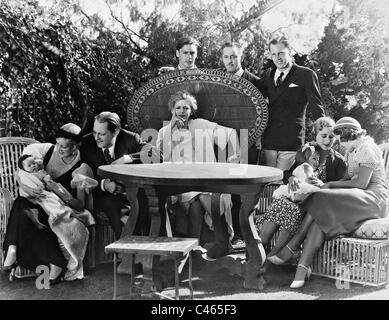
[1,254,388,300]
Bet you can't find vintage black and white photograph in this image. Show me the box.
[1,0,389,303]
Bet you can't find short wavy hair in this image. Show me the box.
[94,111,121,133]
[313,116,336,136]
[167,91,198,116]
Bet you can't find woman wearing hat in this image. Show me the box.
[269,116,389,288]
[2,123,96,285]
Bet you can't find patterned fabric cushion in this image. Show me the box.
[351,217,389,239]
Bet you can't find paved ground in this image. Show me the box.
[1,254,389,300]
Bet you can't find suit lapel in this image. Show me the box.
[114,130,125,159]
[271,64,297,102]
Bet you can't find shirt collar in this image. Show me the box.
[177,65,197,70]
[104,134,117,158]
[235,68,244,77]
[274,63,293,81]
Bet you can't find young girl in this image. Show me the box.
[272,144,322,202]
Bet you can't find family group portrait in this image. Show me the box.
[1,0,389,304]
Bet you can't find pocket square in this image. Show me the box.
[289,83,299,88]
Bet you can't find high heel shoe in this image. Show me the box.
[290,264,312,289]
[267,245,300,265]
[49,269,65,287]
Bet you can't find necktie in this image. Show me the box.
[103,148,113,164]
[276,72,284,87]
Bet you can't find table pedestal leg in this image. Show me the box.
[139,189,165,295]
[117,187,139,275]
[239,189,267,290]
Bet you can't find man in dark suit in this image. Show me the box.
[221,41,262,165]
[80,111,148,239]
[220,41,263,248]
[259,37,325,171]
[159,37,199,73]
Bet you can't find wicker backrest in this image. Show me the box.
[0,137,39,199]
[127,69,268,147]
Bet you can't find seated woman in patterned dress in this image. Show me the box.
[271,117,389,288]
[258,117,347,259]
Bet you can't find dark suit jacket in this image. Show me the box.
[80,129,145,184]
[258,63,325,151]
[241,69,262,90]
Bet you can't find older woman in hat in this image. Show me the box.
[2,123,96,285]
[269,116,389,288]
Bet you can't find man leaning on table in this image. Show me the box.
[80,111,149,239]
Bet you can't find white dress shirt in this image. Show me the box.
[274,63,293,86]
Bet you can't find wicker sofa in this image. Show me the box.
[257,143,389,286]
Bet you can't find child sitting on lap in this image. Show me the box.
[272,145,323,202]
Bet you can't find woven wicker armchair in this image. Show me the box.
[0,137,96,278]
[0,137,38,270]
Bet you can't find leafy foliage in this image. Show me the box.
[0,0,135,140]
[312,8,389,143]
[1,0,388,144]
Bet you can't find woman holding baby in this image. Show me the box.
[3,123,96,285]
[258,117,347,260]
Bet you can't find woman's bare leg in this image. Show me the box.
[267,228,293,257]
[259,220,279,247]
[3,245,17,268]
[274,214,314,261]
[292,222,325,283]
[49,264,63,280]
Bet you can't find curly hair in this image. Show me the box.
[313,117,336,136]
[167,91,198,116]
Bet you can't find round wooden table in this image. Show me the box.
[98,162,282,291]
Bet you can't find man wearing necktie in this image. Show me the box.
[257,37,325,173]
[158,37,199,74]
[80,112,148,239]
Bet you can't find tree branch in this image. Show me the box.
[104,0,148,43]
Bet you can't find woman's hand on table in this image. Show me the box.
[227,154,241,164]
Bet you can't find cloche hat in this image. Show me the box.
[334,117,362,131]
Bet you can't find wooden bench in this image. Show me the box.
[105,235,198,300]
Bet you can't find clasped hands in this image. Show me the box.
[288,176,327,193]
